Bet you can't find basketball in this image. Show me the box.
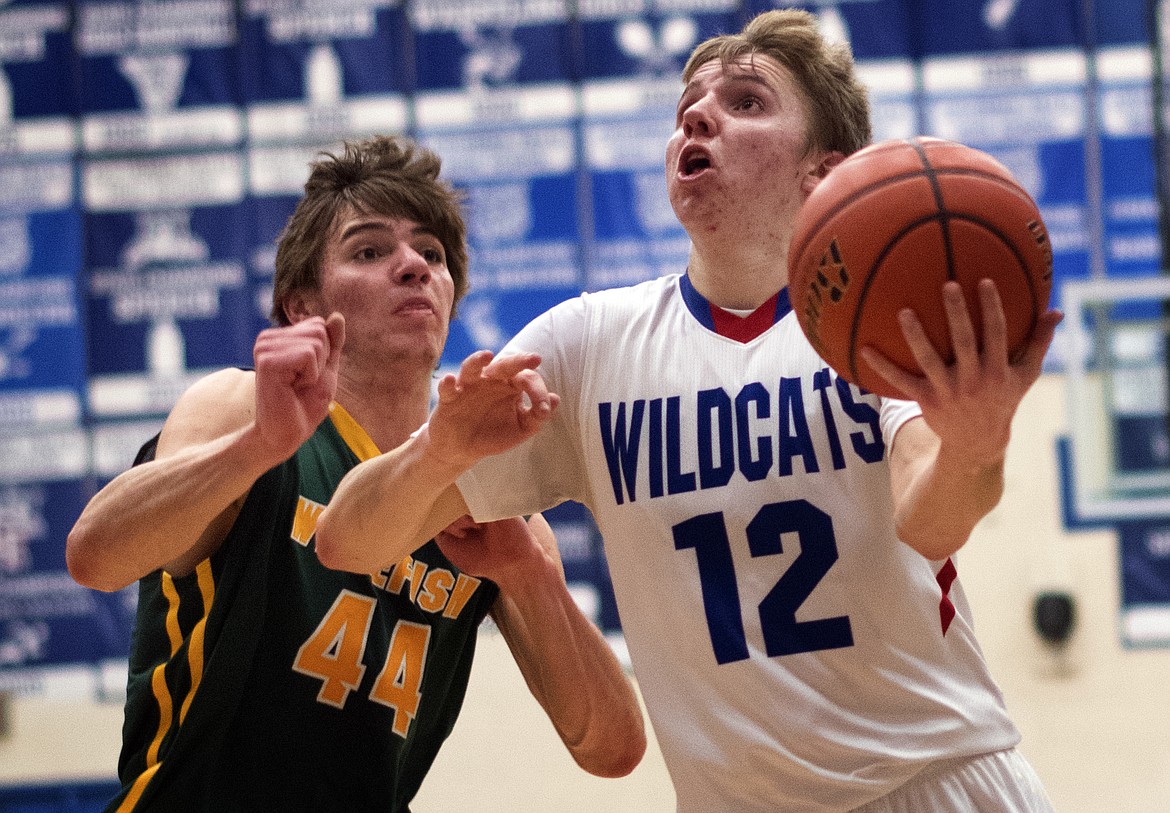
[787,136,1053,399]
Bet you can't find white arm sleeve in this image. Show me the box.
[879,395,923,451]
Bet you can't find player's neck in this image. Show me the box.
[333,366,433,453]
[687,244,788,311]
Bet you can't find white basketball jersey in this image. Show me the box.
[457,274,1019,813]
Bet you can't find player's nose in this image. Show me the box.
[393,246,432,284]
[682,97,716,138]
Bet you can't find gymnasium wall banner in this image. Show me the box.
[1,0,1169,693]
[1119,520,1170,648]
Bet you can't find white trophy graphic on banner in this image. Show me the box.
[0,485,44,575]
[78,0,240,151]
[118,51,189,116]
[119,209,209,377]
[616,16,696,76]
[85,145,249,417]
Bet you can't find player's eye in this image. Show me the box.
[674,94,698,125]
[735,96,761,112]
[355,246,381,261]
[420,245,445,265]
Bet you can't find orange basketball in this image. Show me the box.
[787,136,1053,399]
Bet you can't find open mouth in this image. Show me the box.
[680,147,711,177]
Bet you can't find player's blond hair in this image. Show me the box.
[683,9,872,157]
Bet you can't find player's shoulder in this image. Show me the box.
[525,275,680,335]
[581,273,679,303]
[178,367,255,410]
[577,273,681,314]
[158,367,257,455]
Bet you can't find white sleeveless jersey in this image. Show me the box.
[457,274,1019,813]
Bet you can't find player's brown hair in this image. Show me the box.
[682,8,871,157]
[271,135,469,325]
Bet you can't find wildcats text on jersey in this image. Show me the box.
[598,368,885,506]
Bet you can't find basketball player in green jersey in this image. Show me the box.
[67,135,645,812]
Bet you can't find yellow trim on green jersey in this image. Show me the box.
[179,559,215,725]
[118,560,217,811]
[328,402,381,462]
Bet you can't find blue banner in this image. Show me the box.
[82,151,254,418]
[0,479,135,678]
[0,0,77,157]
[1120,520,1170,647]
[75,0,242,153]
[239,0,409,145]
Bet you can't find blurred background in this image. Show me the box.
[1,0,1170,810]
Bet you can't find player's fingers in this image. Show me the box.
[859,346,918,401]
[279,314,323,334]
[976,279,1008,364]
[898,307,948,384]
[305,324,328,384]
[1013,309,1063,376]
[254,327,322,384]
[435,372,460,402]
[516,392,560,435]
[284,317,330,381]
[458,350,495,382]
[482,351,543,381]
[942,282,979,371]
[252,326,276,364]
[512,367,554,410]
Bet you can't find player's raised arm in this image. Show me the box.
[868,279,1062,560]
[67,315,343,592]
[315,349,559,573]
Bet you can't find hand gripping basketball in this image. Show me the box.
[788,136,1053,399]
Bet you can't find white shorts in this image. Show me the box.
[852,749,1054,813]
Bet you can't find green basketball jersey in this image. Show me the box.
[107,404,499,812]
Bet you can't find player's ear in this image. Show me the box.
[802,151,846,194]
[282,289,322,325]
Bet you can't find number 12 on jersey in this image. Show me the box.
[672,499,854,664]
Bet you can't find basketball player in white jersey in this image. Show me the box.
[316,10,1063,812]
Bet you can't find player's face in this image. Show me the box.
[315,212,455,367]
[666,54,823,238]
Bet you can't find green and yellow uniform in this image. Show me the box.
[107,403,497,812]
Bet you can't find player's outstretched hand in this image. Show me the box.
[425,349,560,470]
[435,513,562,590]
[252,313,345,464]
[862,279,1061,466]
